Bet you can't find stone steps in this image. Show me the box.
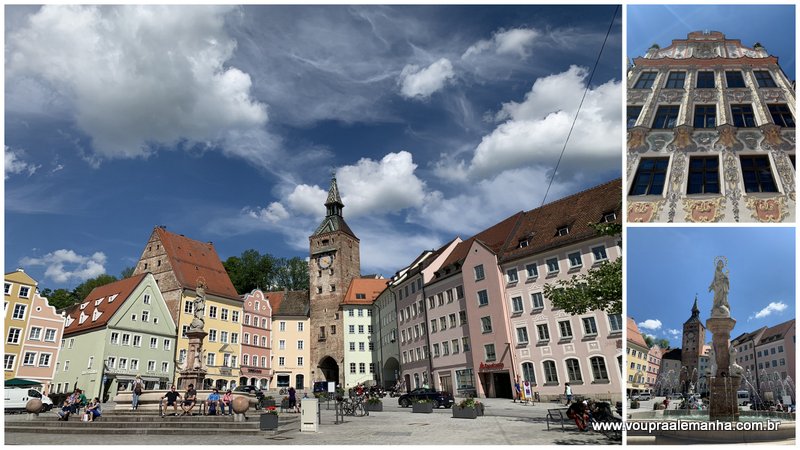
[4,426,266,436]
[8,420,261,429]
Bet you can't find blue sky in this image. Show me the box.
[628,4,796,79]
[627,228,796,348]
[4,5,622,290]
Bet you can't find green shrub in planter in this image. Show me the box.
[365,397,383,412]
[412,399,434,413]
[630,400,640,409]
[452,405,478,419]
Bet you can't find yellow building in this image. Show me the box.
[133,226,243,390]
[4,269,38,380]
[626,317,650,397]
[268,291,311,391]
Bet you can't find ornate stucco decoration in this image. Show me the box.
[715,125,740,150]
[760,89,785,103]
[658,90,685,103]
[738,131,761,150]
[672,126,696,152]
[694,42,719,58]
[692,89,718,103]
[694,131,718,149]
[725,90,752,103]
[745,196,788,223]
[626,152,640,177]
[683,197,725,222]
[628,90,650,103]
[628,127,648,152]
[647,132,674,153]
[627,200,664,223]
[760,124,788,150]
[721,150,742,222]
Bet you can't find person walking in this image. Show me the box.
[131,375,144,410]
[513,377,521,403]
[564,383,572,406]
[288,386,297,412]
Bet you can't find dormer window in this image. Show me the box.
[108,294,118,303]
[79,302,89,310]
[78,311,88,324]
[557,226,570,237]
[92,310,102,321]
[356,293,366,299]
[519,240,529,248]
[65,316,75,327]
[95,299,103,306]
[602,212,617,223]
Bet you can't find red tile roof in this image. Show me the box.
[343,278,389,305]
[264,291,285,314]
[62,273,148,336]
[757,319,795,345]
[440,212,525,268]
[627,317,649,350]
[155,227,240,301]
[501,179,622,263]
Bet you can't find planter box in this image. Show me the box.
[263,399,276,408]
[477,404,485,416]
[365,402,383,412]
[259,413,279,430]
[412,402,434,413]
[452,406,478,419]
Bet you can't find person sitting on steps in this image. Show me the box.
[160,385,182,417]
[85,397,102,422]
[206,388,221,416]
[181,384,197,416]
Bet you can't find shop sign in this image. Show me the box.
[479,362,505,372]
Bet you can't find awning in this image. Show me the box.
[4,378,42,387]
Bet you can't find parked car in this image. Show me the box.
[4,388,43,412]
[397,388,454,408]
[631,393,651,401]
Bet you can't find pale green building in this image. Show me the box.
[52,273,177,401]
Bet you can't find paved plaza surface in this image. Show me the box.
[4,397,619,445]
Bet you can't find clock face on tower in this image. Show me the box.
[686,331,694,340]
[319,255,333,269]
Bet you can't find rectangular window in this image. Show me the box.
[358,325,364,334]
[433,343,440,357]
[18,286,30,298]
[359,342,365,352]
[480,316,493,333]
[348,325,355,334]
[731,104,756,127]
[231,311,239,323]
[609,314,623,332]
[568,252,582,268]
[448,313,457,328]
[591,246,608,262]
[181,326,188,338]
[633,71,657,89]
[184,301,194,314]
[754,70,777,88]
[473,265,485,281]
[44,329,57,342]
[141,310,149,322]
[582,317,598,336]
[22,352,36,366]
[456,285,464,299]
[516,327,529,344]
[536,324,550,341]
[726,71,746,88]
[627,105,642,128]
[208,306,217,319]
[477,290,489,307]
[511,296,524,314]
[696,71,715,88]
[484,344,496,361]
[629,157,669,196]
[693,105,716,128]
[221,308,228,321]
[150,337,158,349]
[459,310,467,326]
[28,327,42,340]
[442,341,450,356]
[3,283,10,295]
[164,339,171,350]
[462,337,471,352]
[525,263,538,278]
[12,304,26,320]
[349,342,355,351]
[545,258,559,274]
[220,331,228,343]
[162,362,169,372]
[740,156,777,193]
[506,269,518,283]
[664,71,685,89]
[769,104,795,128]
[359,363,366,374]
[652,105,680,129]
[280,321,286,331]
[121,334,130,346]
[559,320,573,339]
[298,357,304,367]
[687,156,720,194]
[531,292,544,309]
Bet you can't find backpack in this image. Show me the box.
[134,381,143,395]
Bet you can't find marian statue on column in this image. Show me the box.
[189,279,207,331]
[708,257,730,318]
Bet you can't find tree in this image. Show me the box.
[656,338,670,349]
[644,335,655,348]
[543,221,622,315]
[72,274,119,304]
[39,288,77,311]
[120,266,136,279]
[276,257,310,291]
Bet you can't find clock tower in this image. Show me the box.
[681,296,706,386]
[309,177,361,385]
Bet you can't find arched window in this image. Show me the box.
[591,356,610,381]
[522,362,536,383]
[242,354,249,366]
[565,358,583,383]
[543,360,559,384]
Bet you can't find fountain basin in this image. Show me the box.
[627,410,796,443]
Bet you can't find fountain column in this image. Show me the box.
[178,280,209,390]
[706,316,740,421]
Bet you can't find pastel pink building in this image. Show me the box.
[240,289,272,388]
[16,291,65,393]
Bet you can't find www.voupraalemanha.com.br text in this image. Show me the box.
[592,420,782,433]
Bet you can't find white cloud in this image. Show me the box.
[20,249,107,284]
[638,319,663,331]
[667,329,681,337]
[399,58,455,99]
[7,5,268,165]
[247,202,289,224]
[752,302,788,320]
[463,27,539,59]
[463,65,621,180]
[4,147,41,179]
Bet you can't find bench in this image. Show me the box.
[546,408,571,431]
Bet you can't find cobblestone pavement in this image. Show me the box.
[4,398,620,445]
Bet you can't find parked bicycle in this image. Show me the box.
[338,395,368,417]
